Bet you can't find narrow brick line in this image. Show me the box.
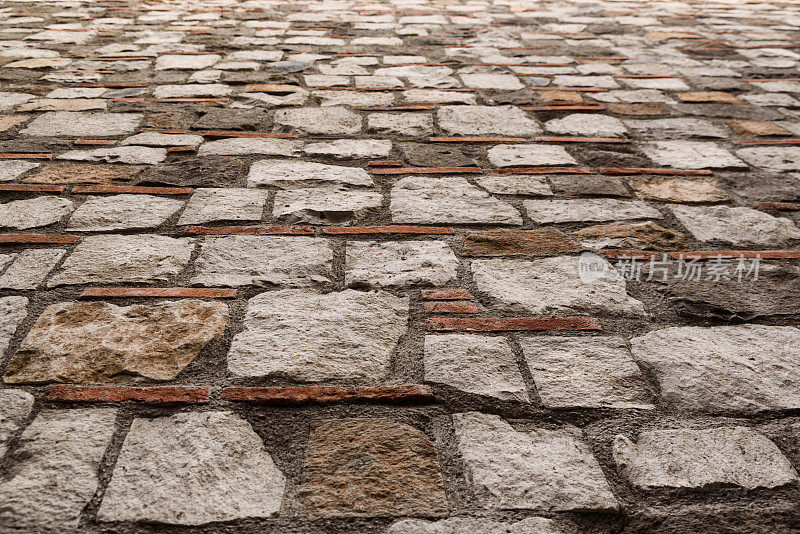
[600,167,714,176]
[604,250,800,260]
[74,139,116,146]
[423,300,479,314]
[80,287,238,298]
[0,153,53,159]
[733,139,800,146]
[167,146,197,153]
[752,202,800,211]
[429,137,527,142]
[488,167,594,174]
[322,226,454,235]
[371,166,483,175]
[367,160,403,167]
[531,87,609,92]
[520,105,605,111]
[200,130,300,139]
[149,98,230,103]
[48,385,210,404]
[421,289,475,300]
[534,137,629,143]
[222,385,433,405]
[427,317,602,331]
[183,225,315,235]
[72,185,192,195]
[0,234,80,244]
[0,184,65,193]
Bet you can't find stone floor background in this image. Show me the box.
[1,0,800,532]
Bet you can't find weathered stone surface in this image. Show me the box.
[48,235,195,286]
[97,412,285,525]
[274,106,361,135]
[197,138,300,157]
[471,256,646,316]
[520,336,653,409]
[573,221,687,250]
[120,132,204,147]
[630,325,800,413]
[488,144,578,167]
[228,289,408,381]
[191,236,333,287]
[461,73,524,90]
[178,188,269,225]
[0,296,27,358]
[24,163,142,185]
[387,517,567,534]
[453,412,619,512]
[524,198,661,223]
[614,427,798,489]
[736,147,800,171]
[643,141,746,169]
[192,108,270,130]
[58,146,168,165]
[0,196,73,229]
[549,174,630,197]
[391,176,522,224]
[4,300,227,384]
[273,187,382,224]
[303,139,392,159]
[248,159,373,188]
[463,228,579,257]
[0,389,34,457]
[299,418,447,518]
[140,156,244,188]
[424,334,529,402]
[729,120,791,137]
[0,248,65,289]
[20,111,141,137]
[629,177,728,203]
[155,54,220,70]
[401,143,476,168]
[625,118,727,139]
[0,160,39,181]
[545,114,627,136]
[474,174,552,196]
[67,194,183,231]
[346,241,458,288]
[0,409,117,529]
[437,106,541,136]
[670,205,800,246]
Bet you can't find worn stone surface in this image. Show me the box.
[630,325,800,413]
[463,228,580,257]
[573,221,687,250]
[453,412,619,512]
[736,147,800,171]
[178,188,269,225]
[346,240,458,288]
[0,196,73,229]
[437,105,541,136]
[299,418,447,518]
[4,300,227,384]
[614,427,798,489]
[525,198,661,223]
[273,187,382,224]
[248,159,373,188]
[304,139,392,159]
[424,334,529,402]
[545,114,627,137]
[0,296,27,359]
[629,177,729,203]
[0,389,34,457]
[670,205,800,246]
[0,409,117,529]
[488,144,578,167]
[386,517,567,534]
[0,248,65,289]
[274,106,361,135]
[20,111,141,136]
[0,160,39,181]
[474,174,552,196]
[625,118,727,139]
[228,289,408,381]
[67,194,183,231]
[644,141,746,169]
[58,146,168,165]
[97,412,285,525]
[24,163,142,185]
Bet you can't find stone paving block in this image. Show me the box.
[0,409,117,529]
[0,295,27,358]
[66,194,183,231]
[228,289,407,381]
[303,139,392,159]
[23,163,142,185]
[614,427,798,489]
[20,111,141,137]
[453,412,619,511]
[573,221,687,250]
[643,141,746,169]
[387,517,567,534]
[0,196,73,229]
[274,106,362,135]
[629,177,729,203]
[155,54,220,70]
[544,114,627,137]
[299,418,447,518]
[488,145,578,167]
[463,228,580,257]
[670,205,800,246]
[273,187,383,224]
[97,412,284,525]
[248,159,374,188]
[736,147,800,171]
[0,389,34,457]
[0,248,64,289]
[424,334,529,402]
[178,188,270,225]
[197,138,300,157]
[0,160,39,181]
[524,198,661,223]
[345,240,458,287]
[630,325,800,413]
[437,106,541,136]
[624,118,727,139]
[367,112,434,136]
[474,174,553,196]
[3,299,227,384]
[58,146,168,165]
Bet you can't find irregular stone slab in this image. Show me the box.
[549,175,629,197]
[228,289,408,381]
[192,108,270,130]
[58,146,168,165]
[437,106,541,136]
[0,248,65,289]
[545,114,627,136]
[520,336,653,409]
[178,188,269,225]
[191,236,333,287]
[23,163,142,185]
[614,427,798,489]
[624,118,727,139]
[367,113,434,136]
[18,98,107,112]
[197,138,300,157]
[736,147,800,171]
[401,143,476,168]
[0,296,28,358]
[425,334,529,402]
[630,325,800,413]
[573,221,687,250]
[0,389,34,457]
[390,176,522,224]
[524,198,661,224]
[274,106,361,135]
[730,121,792,137]
[346,241,458,288]
[453,412,619,512]
[670,205,800,246]
[471,256,646,317]
[629,177,728,203]
[474,174,552,196]
[0,196,73,229]
[20,111,141,137]
[97,412,284,525]
[463,228,579,257]
[0,409,117,529]
[248,159,373,188]
[387,517,567,534]
[461,73,524,90]
[0,160,39,182]
[155,54,220,70]
[48,235,195,286]
[152,84,232,99]
[4,299,227,384]
[299,418,447,518]
[303,139,392,159]
[120,132,204,147]
[273,187,382,224]
[67,194,183,231]
[643,141,746,169]
[488,145,578,167]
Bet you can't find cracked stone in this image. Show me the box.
[670,205,800,246]
[345,241,459,288]
[67,194,183,231]
[437,106,541,136]
[273,187,383,224]
[524,198,661,223]
[248,159,373,188]
[178,188,269,225]
[0,389,34,457]
[0,196,73,229]
[488,144,578,167]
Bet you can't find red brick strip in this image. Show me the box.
[0,234,79,244]
[0,184,65,193]
[322,226,454,235]
[733,139,800,146]
[600,167,714,176]
[428,317,601,331]
[184,225,314,235]
[752,202,800,211]
[534,137,629,143]
[222,385,433,405]
[80,287,237,298]
[488,167,594,174]
[429,137,527,142]
[200,131,300,139]
[421,289,474,300]
[370,166,483,175]
[48,385,209,405]
[72,185,192,194]
[521,105,605,111]
[604,250,660,260]
[604,250,800,260]
[353,104,436,111]
[149,98,230,103]
[0,153,53,159]
[423,301,479,314]
[367,160,403,167]
[74,139,116,146]
[168,146,197,153]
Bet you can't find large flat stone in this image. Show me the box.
[4,300,227,384]
[345,241,458,288]
[524,198,661,224]
[387,517,567,534]
[0,248,65,289]
[197,138,300,157]
[0,409,117,529]
[273,187,383,224]
[463,228,579,257]
[303,139,392,159]
[0,389,34,457]
[67,194,183,231]
[177,188,270,225]
[97,412,285,525]
[437,105,541,136]
[630,325,800,413]
[736,147,800,172]
[614,427,798,489]
[299,418,447,518]
[0,296,27,358]
[453,412,619,512]
[0,196,73,230]
[248,159,373,188]
[274,106,361,135]
[643,141,746,169]
[190,236,333,287]
[488,145,578,167]
[629,177,728,203]
[545,114,627,136]
[20,112,142,137]
[228,289,408,381]
[424,334,529,402]
[670,205,800,246]
[572,221,687,251]
[48,235,195,286]
[58,146,168,165]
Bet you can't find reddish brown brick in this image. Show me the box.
[201,131,299,139]
[184,225,314,235]
[678,92,741,104]
[0,233,79,244]
[0,153,53,159]
[606,103,666,116]
[752,202,800,211]
[80,287,237,298]
[72,185,191,195]
[604,250,661,260]
[488,167,593,174]
[0,184,65,193]
[167,146,197,153]
[669,251,800,259]
[733,139,800,146]
[728,120,792,137]
[463,228,580,257]
[427,317,601,331]
[222,385,433,405]
[421,289,474,300]
[423,300,479,314]
[48,385,209,404]
[322,226,454,236]
[73,139,116,146]
[534,137,629,143]
[532,87,608,92]
[429,137,527,142]
[370,166,482,175]
[521,105,605,112]
[367,160,403,167]
[600,167,714,176]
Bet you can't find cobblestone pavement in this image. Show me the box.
[2,0,800,533]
